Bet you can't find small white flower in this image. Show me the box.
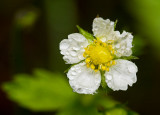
[60,17,138,94]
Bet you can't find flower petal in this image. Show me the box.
[92,17,115,42]
[67,62,101,94]
[92,17,133,57]
[105,59,137,91]
[60,33,89,64]
[114,31,133,57]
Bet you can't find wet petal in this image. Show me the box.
[67,62,101,94]
[114,31,133,57]
[60,33,89,64]
[105,59,137,91]
[92,17,115,42]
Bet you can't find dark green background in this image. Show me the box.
[0,0,160,115]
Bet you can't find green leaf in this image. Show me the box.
[96,95,139,115]
[126,0,160,58]
[2,69,76,111]
[77,25,95,43]
[16,10,39,28]
[106,108,127,115]
[132,36,146,56]
[97,96,119,109]
[128,110,139,115]
[115,56,139,60]
[114,20,118,30]
[121,56,139,60]
[57,95,102,115]
[57,105,102,115]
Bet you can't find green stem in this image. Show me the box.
[100,70,107,89]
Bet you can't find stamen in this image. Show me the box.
[111,49,115,54]
[106,62,111,67]
[107,40,114,44]
[91,64,95,70]
[101,65,106,71]
[85,58,90,63]
[94,69,98,72]
[83,39,116,72]
[106,67,109,72]
[86,63,90,68]
[108,45,112,50]
[102,43,107,47]
[112,60,116,65]
[83,53,86,57]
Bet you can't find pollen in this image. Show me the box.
[90,64,95,69]
[85,58,90,63]
[106,67,109,72]
[83,39,116,72]
[112,60,116,65]
[101,65,106,71]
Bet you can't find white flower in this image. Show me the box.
[60,17,138,94]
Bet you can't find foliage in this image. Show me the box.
[16,10,39,28]
[2,69,76,111]
[132,36,147,56]
[2,69,139,114]
[117,56,139,60]
[127,0,160,57]
[77,25,95,43]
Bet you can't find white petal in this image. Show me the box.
[114,31,133,57]
[59,39,70,50]
[92,17,115,42]
[92,17,134,57]
[67,62,101,94]
[105,59,137,91]
[59,33,89,64]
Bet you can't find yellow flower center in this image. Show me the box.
[83,39,116,72]
[89,45,112,65]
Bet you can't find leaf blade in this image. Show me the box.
[77,25,95,43]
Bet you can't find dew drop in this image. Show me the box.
[71,67,75,70]
[106,75,112,80]
[73,47,80,50]
[72,71,77,75]
[128,65,137,73]
[70,51,77,56]
[115,44,120,48]
[60,41,69,49]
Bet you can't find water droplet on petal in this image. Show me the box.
[69,75,74,80]
[73,47,80,50]
[66,51,69,55]
[78,54,84,60]
[70,50,77,56]
[77,88,82,92]
[71,67,75,70]
[128,65,137,73]
[75,66,80,70]
[60,41,69,50]
[72,71,77,75]
[106,75,112,80]
[115,44,120,48]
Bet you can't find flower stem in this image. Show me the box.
[100,70,107,89]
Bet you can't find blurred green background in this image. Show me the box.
[0,0,160,115]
